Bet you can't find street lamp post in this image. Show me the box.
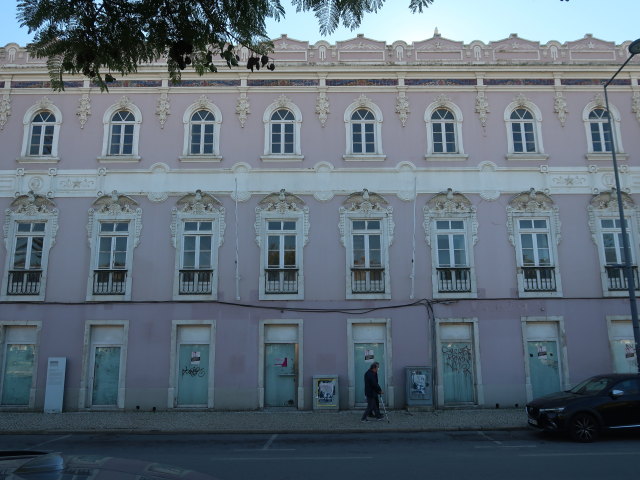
[603,38,640,373]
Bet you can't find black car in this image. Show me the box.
[526,373,640,442]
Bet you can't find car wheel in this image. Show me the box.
[570,413,599,442]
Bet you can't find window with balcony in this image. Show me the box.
[86,192,141,301]
[1,193,58,302]
[507,189,563,297]
[343,95,385,162]
[255,190,308,300]
[171,191,225,300]
[424,190,477,299]
[19,99,62,163]
[340,190,393,299]
[261,96,303,162]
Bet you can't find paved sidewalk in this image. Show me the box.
[0,408,527,434]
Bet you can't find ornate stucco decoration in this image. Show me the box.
[423,189,478,246]
[4,192,59,249]
[475,91,489,129]
[117,96,134,110]
[195,94,214,110]
[395,91,410,127]
[76,93,91,129]
[355,93,371,108]
[254,189,310,247]
[155,92,171,128]
[275,94,291,108]
[316,91,330,127]
[593,93,606,108]
[554,92,568,127]
[170,190,226,248]
[36,97,54,111]
[434,94,452,107]
[87,191,142,247]
[514,93,529,108]
[588,190,640,246]
[506,189,561,247]
[0,93,11,130]
[632,92,640,124]
[236,92,250,127]
[338,189,394,246]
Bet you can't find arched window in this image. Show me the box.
[181,97,222,161]
[509,108,536,153]
[424,98,467,161]
[99,97,142,162]
[350,108,376,154]
[29,111,56,156]
[261,95,303,161]
[503,96,546,160]
[431,108,457,153]
[109,110,135,155]
[270,109,295,154]
[20,99,62,163]
[582,99,625,160]
[189,110,216,155]
[343,95,384,161]
[588,108,612,152]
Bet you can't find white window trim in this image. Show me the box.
[424,96,469,161]
[255,190,309,301]
[504,95,548,161]
[424,189,478,299]
[168,320,216,408]
[520,316,569,402]
[18,98,62,163]
[507,189,563,298]
[343,94,386,161]
[582,97,627,161]
[180,95,223,162]
[171,190,225,301]
[346,318,394,409]
[435,317,484,407]
[98,96,142,163]
[0,321,42,410]
[261,95,303,162]
[339,189,393,300]
[588,190,640,297]
[1,193,59,301]
[78,320,129,409]
[85,192,142,301]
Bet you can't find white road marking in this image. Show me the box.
[212,456,374,461]
[30,434,72,448]
[520,451,640,457]
[477,431,502,445]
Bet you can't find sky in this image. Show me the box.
[1,0,638,47]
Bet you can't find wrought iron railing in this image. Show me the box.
[265,268,299,294]
[605,265,640,291]
[7,270,42,295]
[436,267,471,293]
[179,269,213,295]
[522,266,557,292]
[351,267,385,294]
[93,269,127,295]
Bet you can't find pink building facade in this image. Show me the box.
[0,33,639,411]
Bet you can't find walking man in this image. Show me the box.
[361,361,384,421]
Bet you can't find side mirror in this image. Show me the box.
[610,389,624,398]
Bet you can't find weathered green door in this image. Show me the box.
[442,341,475,404]
[265,343,296,407]
[177,345,209,406]
[354,343,385,404]
[91,346,121,406]
[611,339,638,373]
[1,344,35,405]
[528,341,560,399]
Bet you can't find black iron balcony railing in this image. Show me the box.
[436,267,471,293]
[7,270,42,295]
[93,269,127,295]
[522,266,557,292]
[265,268,299,294]
[179,269,213,295]
[606,265,640,291]
[351,267,385,294]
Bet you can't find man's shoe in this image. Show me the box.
[376,415,385,420]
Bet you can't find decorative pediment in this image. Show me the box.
[508,188,555,212]
[490,35,540,51]
[117,96,134,110]
[91,190,139,214]
[414,36,463,51]
[589,190,635,212]
[176,189,223,214]
[257,189,306,214]
[9,191,56,215]
[342,189,389,215]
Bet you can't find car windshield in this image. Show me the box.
[569,377,614,395]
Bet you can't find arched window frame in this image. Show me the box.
[343,95,385,162]
[181,97,223,162]
[99,97,142,163]
[424,98,468,161]
[503,96,548,161]
[582,99,626,161]
[19,99,62,163]
[261,95,303,162]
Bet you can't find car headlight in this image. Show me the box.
[539,407,565,413]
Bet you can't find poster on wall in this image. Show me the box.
[313,375,339,410]
[405,367,433,405]
[191,352,201,365]
[364,349,374,361]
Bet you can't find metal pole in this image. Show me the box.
[603,51,640,373]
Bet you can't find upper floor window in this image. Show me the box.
[1,193,58,301]
[86,192,141,301]
[424,190,477,299]
[589,191,639,297]
[343,95,385,161]
[340,189,393,299]
[583,97,625,160]
[19,98,62,163]
[262,95,303,162]
[181,96,222,162]
[99,97,142,162]
[255,190,309,300]
[425,96,467,161]
[507,189,562,297]
[504,95,547,161]
[171,191,225,300]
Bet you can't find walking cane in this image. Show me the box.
[379,394,390,423]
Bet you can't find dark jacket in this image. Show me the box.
[364,368,382,398]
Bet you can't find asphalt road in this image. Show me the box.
[3,430,640,480]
